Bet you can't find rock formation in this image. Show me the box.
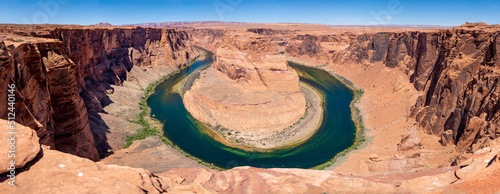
[183,32,306,134]
[92,22,112,27]
[49,27,198,156]
[0,120,40,174]
[277,23,500,154]
[397,127,422,151]
[0,39,99,160]
[0,25,199,160]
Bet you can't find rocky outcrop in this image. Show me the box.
[0,26,199,160]
[184,32,306,135]
[0,149,171,193]
[92,22,112,27]
[0,120,40,174]
[0,40,99,160]
[286,34,323,57]
[188,28,226,52]
[390,25,499,153]
[398,127,422,151]
[41,41,99,160]
[0,41,56,148]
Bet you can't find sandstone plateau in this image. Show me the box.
[1,23,500,193]
[184,32,307,135]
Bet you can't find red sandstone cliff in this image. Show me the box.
[276,23,500,154]
[0,40,99,160]
[334,24,500,154]
[0,25,199,160]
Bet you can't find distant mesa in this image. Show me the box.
[129,21,248,28]
[93,22,113,27]
[457,22,500,29]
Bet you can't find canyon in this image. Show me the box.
[0,22,499,193]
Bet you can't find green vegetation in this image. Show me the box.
[123,69,183,148]
[15,39,24,42]
[313,80,366,170]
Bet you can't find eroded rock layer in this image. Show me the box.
[327,23,500,153]
[184,32,306,134]
[0,25,198,160]
[240,23,500,153]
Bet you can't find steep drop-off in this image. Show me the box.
[330,23,500,153]
[276,23,500,154]
[0,25,198,160]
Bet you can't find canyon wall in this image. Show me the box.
[48,27,198,157]
[188,28,226,52]
[0,40,98,160]
[0,26,198,160]
[281,23,500,153]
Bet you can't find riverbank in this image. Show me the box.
[100,51,222,172]
[286,58,367,170]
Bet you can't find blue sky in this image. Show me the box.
[1,0,498,26]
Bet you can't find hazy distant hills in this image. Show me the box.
[93,21,452,28]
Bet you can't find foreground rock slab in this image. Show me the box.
[1,136,499,193]
[0,120,40,174]
[0,150,169,193]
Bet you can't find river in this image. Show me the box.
[147,54,356,169]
